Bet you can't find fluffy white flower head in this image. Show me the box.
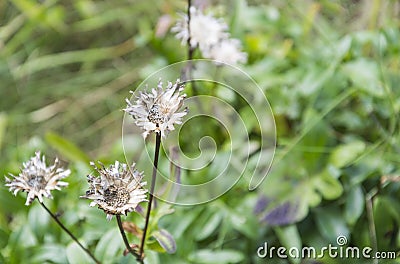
[203,38,248,65]
[172,6,229,51]
[124,79,188,138]
[5,151,70,205]
[81,161,148,221]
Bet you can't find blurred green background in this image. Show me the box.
[1,0,399,263]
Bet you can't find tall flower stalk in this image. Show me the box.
[5,151,100,264]
[186,0,198,96]
[124,78,187,262]
[139,132,161,259]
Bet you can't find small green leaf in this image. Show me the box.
[314,207,350,244]
[329,141,366,168]
[188,249,244,264]
[344,185,364,225]
[151,229,177,254]
[169,207,203,238]
[94,227,122,263]
[313,169,343,200]
[274,225,302,264]
[45,132,91,164]
[146,239,165,253]
[195,211,223,241]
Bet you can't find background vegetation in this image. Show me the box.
[1,0,399,263]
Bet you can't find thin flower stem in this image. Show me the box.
[187,0,193,61]
[39,202,100,264]
[186,0,199,96]
[116,215,143,263]
[139,132,161,261]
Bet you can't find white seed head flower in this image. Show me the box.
[5,151,70,206]
[81,161,148,221]
[124,79,188,138]
[203,38,248,65]
[172,6,229,51]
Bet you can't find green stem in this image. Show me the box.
[39,202,100,264]
[139,132,161,260]
[116,215,142,263]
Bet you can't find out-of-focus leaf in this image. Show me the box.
[239,106,258,132]
[274,225,302,264]
[94,228,122,263]
[143,250,160,264]
[230,209,258,239]
[299,109,330,171]
[8,224,37,249]
[0,187,25,214]
[329,141,366,168]
[373,196,400,250]
[28,204,50,239]
[66,242,96,264]
[169,207,203,238]
[341,59,384,97]
[314,207,350,244]
[0,113,7,149]
[188,249,244,264]
[313,168,343,200]
[150,203,175,231]
[344,185,364,225]
[0,228,9,249]
[32,244,68,264]
[195,211,223,241]
[152,229,177,254]
[298,65,335,96]
[45,132,91,164]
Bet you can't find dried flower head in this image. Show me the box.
[5,151,70,205]
[124,79,188,138]
[172,6,229,51]
[81,161,147,221]
[203,38,248,65]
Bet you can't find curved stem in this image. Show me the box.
[39,202,100,264]
[116,215,142,263]
[139,132,161,260]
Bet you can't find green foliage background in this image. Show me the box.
[1,0,399,263]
